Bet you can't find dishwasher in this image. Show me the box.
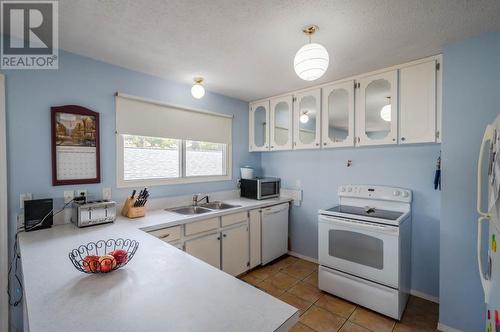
[261,203,290,264]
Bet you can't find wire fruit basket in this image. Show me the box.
[69,238,139,274]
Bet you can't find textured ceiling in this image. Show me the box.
[58,0,500,101]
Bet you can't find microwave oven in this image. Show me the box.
[240,177,280,200]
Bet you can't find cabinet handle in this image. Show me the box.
[271,146,274,149]
[401,137,406,141]
[323,142,327,146]
[217,236,220,240]
[223,234,227,238]
[159,234,170,239]
[315,143,319,146]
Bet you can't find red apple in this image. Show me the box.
[109,249,128,265]
[83,255,100,272]
[99,255,117,273]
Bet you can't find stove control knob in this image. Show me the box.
[393,190,401,196]
[401,191,409,198]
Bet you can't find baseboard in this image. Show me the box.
[437,322,462,332]
[287,251,318,264]
[288,251,441,305]
[410,289,439,303]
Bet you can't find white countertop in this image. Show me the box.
[18,197,297,332]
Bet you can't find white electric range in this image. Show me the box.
[318,185,412,320]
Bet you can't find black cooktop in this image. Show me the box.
[326,205,404,221]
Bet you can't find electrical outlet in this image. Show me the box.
[19,192,32,209]
[64,191,74,204]
[102,187,112,201]
[76,189,87,198]
[17,214,24,230]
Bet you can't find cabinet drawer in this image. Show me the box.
[185,217,219,236]
[221,211,248,227]
[149,226,182,242]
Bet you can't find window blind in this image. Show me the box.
[115,94,232,144]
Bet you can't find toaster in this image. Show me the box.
[71,200,116,228]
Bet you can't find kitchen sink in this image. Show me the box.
[200,201,241,210]
[167,206,212,215]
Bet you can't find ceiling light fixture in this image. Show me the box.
[300,111,310,124]
[191,77,205,99]
[294,25,329,81]
[380,97,391,122]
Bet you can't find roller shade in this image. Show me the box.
[115,94,232,144]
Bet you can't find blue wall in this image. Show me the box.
[440,29,500,332]
[261,144,441,298]
[2,49,260,330]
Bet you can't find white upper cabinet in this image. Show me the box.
[270,95,293,151]
[249,100,270,151]
[356,70,398,146]
[293,88,321,149]
[399,60,438,144]
[321,81,355,148]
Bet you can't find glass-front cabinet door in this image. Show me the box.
[293,89,321,149]
[321,81,355,148]
[356,70,398,146]
[270,95,293,151]
[249,100,270,151]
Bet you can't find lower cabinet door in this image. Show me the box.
[185,233,221,269]
[222,224,249,276]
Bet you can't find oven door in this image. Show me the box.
[318,215,399,288]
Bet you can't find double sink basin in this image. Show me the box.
[167,201,241,215]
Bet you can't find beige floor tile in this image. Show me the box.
[300,306,346,332]
[267,271,300,290]
[278,292,314,316]
[269,255,299,270]
[349,307,395,332]
[239,273,262,287]
[339,321,371,332]
[257,279,285,297]
[303,270,318,287]
[315,293,357,318]
[294,259,319,271]
[290,322,316,332]
[247,264,280,280]
[283,263,316,279]
[288,281,323,303]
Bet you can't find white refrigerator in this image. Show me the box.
[477,114,500,332]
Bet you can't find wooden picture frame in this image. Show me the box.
[51,105,101,186]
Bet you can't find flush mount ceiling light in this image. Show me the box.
[300,111,309,123]
[380,97,391,122]
[191,77,205,99]
[294,25,329,81]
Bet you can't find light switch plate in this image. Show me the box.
[19,192,32,209]
[102,187,112,200]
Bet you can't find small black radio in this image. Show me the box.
[24,198,53,232]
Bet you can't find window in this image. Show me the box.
[123,135,180,180]
[116,94,232,187]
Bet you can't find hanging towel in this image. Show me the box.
[434,154,441,190]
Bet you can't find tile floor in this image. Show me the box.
[238,255,439,332]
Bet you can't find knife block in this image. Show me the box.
[121,197,146,219]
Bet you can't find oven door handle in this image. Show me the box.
[319,216,399,235]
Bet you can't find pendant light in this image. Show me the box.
[300,111,309,123]
[294,25,329,81]
[380,97,391,122]
[191,77,205,99]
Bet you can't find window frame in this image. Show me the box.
[116,134,232,188]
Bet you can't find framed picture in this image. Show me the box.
[51,105,101,186]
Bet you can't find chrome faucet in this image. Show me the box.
[192,194,209,206]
